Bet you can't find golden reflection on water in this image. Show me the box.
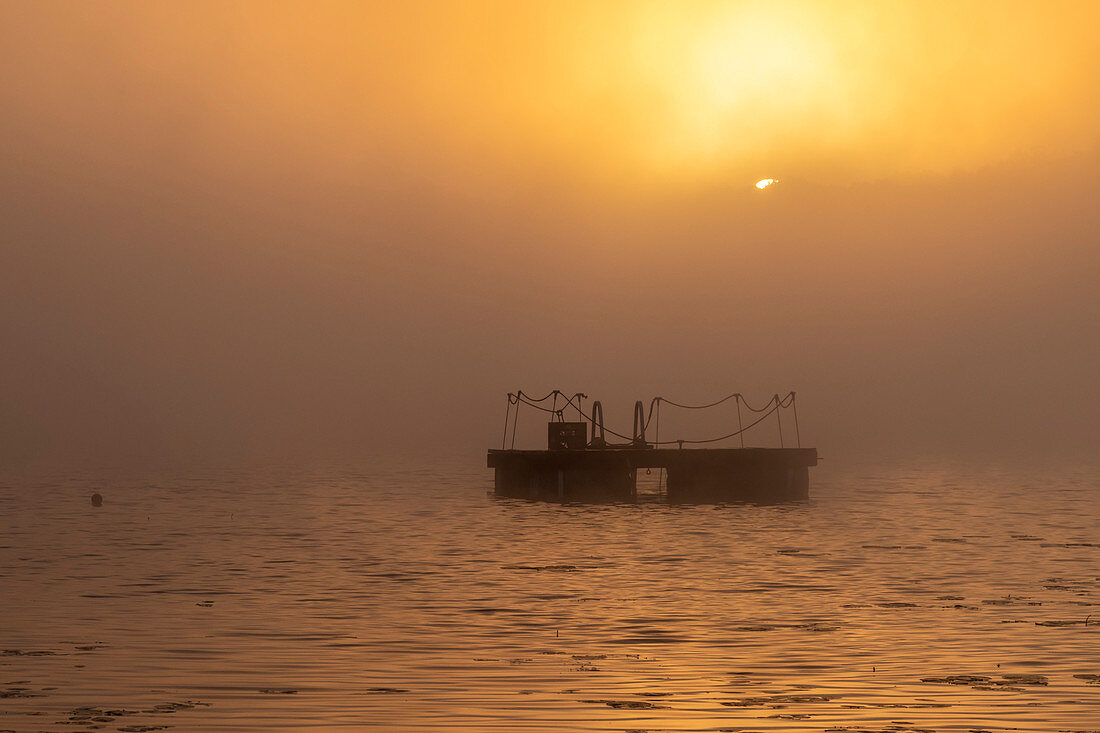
[1,461,1098,731]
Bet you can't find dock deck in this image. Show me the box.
[488,446,818,502]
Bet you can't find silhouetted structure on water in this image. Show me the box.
[487,390,818,502]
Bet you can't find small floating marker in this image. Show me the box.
[90,493,103,507]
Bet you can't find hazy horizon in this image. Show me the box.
[2,1,1098,468]
[4,7,1100,730]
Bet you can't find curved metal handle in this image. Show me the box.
[590,400,606,447]
[633,400,647,447]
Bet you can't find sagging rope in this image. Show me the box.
[503,390,588,449]
[651,392,800,447]
[502,389,800,450]
[646,398,787,446]
[559,391,797,448]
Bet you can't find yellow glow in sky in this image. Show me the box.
[628,3,838,165]
[3,2,1099,190]
[553,1,1100,181]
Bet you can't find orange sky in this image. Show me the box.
[1,2,1098,464]
[6,2,1099,182]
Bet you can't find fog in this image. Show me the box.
[2,2,1098,467]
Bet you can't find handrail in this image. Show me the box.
[501,389,801,450]
[632,400,647,447]
[590,400,607,448]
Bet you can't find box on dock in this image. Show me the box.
[547,422,587,450]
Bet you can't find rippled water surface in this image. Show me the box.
[2,459,1099,732]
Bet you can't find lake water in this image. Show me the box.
[2,458,1098,732]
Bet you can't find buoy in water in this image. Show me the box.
[90,493,103,507]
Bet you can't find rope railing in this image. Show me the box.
[501,389,801,450]
[502,390,587,449]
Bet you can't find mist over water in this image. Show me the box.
[3,4,1100,731]
[1,3,1099,466]
[2,460,1099,731]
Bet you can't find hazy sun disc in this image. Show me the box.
[755,178,778,189]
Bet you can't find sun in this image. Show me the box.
[692,11,826,114]
[622,4,838,171]
[755,178,778,189]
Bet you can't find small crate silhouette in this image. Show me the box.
[547,422,587,450]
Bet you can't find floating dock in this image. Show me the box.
[487,390,818,503]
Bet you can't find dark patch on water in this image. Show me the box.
[920,674,992,685]
[920,673,1047,687]
[722,694,834,707]
[579,699,667,709]
[1001,673,1049,684]
[467,607,515,614]
[982,595,1035,605]
[607,636,691,644]
[1039,542,1100,548]
[501,564,580,572]
[57,700,207,730]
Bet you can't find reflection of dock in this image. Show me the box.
[487,390,818,502]
[488,446,818,502]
